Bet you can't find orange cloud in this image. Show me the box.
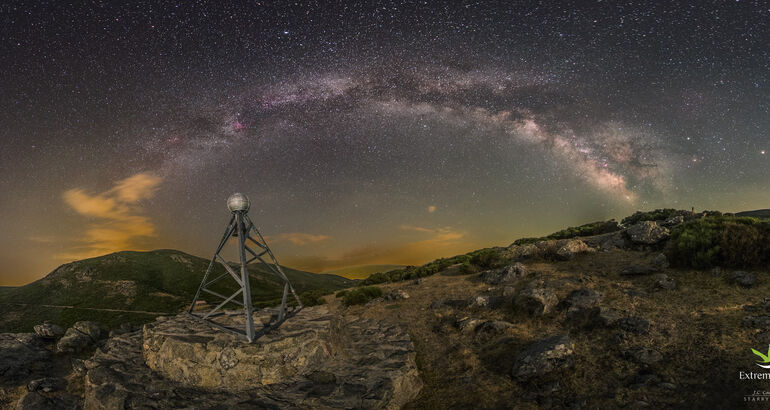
[268,232,331,246]
[56,172,161,261]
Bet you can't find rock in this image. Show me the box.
[108,322,137,338]
[623,348,663,365]
[83,308,422,409]
[620,265,656,276]
[503,244,539,259]
[27,377,65,393]
[469,295,489,308]
[626,221,670,244]
[555,239,592,260]
[475,320,514,339]
[56,328,93,354]
[457,318,484,333]
[743,316,770,329]
[728,271,756,287]
[15,391,79,410]
[33,322,64,339]
[387,289,410,300]
[481,262,529,285]
[662,215,685,227]
[653,274,676,290]
[618,317,650,334]
[0,333,51,384]
[567,306,622,329]
[651,253,669,270]
[582,231,628,250]
[515,288,558,316]
[413,278,424,285]
[457,318,483,334]
[511,335,574,381]
[73,321,105,341]
[564,288,604,309]
[71,358,88,376]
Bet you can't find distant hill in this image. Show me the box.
[0,249,353,332]
[736,209,770,219]
[325,264,407,279]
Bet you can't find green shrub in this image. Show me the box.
[469,248,505,269]
[335,289,349,298]
[342,286,383,306]
[299,290,328,307]
[459,261,479,274]
[666,216,770,269]
[512,220,620,246]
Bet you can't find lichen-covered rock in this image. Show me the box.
[512,335,574,381]
[33,322,64,339]
[56,328,93,354]
[556,239,593,260]
[481,262,529,285]
[387,289,410,300]
[626,221,670,244]
[72,321,105,341]
[653,274,676,290]
[728,271,756,287]
[475,320,514,340]
[515,288,558,316]
[582,231,628,250]
[0,333,51,384]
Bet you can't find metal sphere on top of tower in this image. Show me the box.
[227,193,250,212]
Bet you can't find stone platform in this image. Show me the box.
[84,306,422,409]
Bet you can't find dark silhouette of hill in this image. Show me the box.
[0,249,352,332]
[736,209,770,219]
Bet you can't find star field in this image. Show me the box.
[0,1,768,285]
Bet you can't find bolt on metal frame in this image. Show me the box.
[188,209,302,342]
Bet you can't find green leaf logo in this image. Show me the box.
[752,345,770,368]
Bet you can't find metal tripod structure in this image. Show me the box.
[189,195,302,342]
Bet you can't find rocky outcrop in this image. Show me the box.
[728,271,756,287]
[56,321,105,353]
[386,289,410,300]
[626,221,670,245]
[653,274,676,290]
[555,239,593,260]
[512,335,574,381]
[515,288,558,316]
[0,333,51,386]
[582,231,628,250]
[80,306,422,409]
[33,322,64,339]
[481,262,529,285]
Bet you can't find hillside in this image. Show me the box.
[0,249,352,332]
[736,209,770,219]
[325,264,407,279]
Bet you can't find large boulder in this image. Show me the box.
[728,271,756,287]
[582,231,628,250]
[515,288,558,316]
[72,321,105,341]
[0,333,51,385]
[33,322,64,339]
[626,221,670,244]
[555,239,593,260]
[481,262,529,285]
[511,335,574,381]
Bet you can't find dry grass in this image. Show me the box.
[327,249,770,408]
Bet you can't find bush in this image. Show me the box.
[511,220,620,246]
[469,248,505,269]
[666,216,770,269]
[342,286,383,306]
[299,290,328,307]
[459,261,479,274]
[335,290,349,298]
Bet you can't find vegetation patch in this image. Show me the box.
[666,215,770,269]
[299,290,328,307]
[342,286,383,306]
[512,220,621,246]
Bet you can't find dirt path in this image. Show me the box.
[0,303,169,315]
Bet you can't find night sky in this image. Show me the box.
[1,1,768,285]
